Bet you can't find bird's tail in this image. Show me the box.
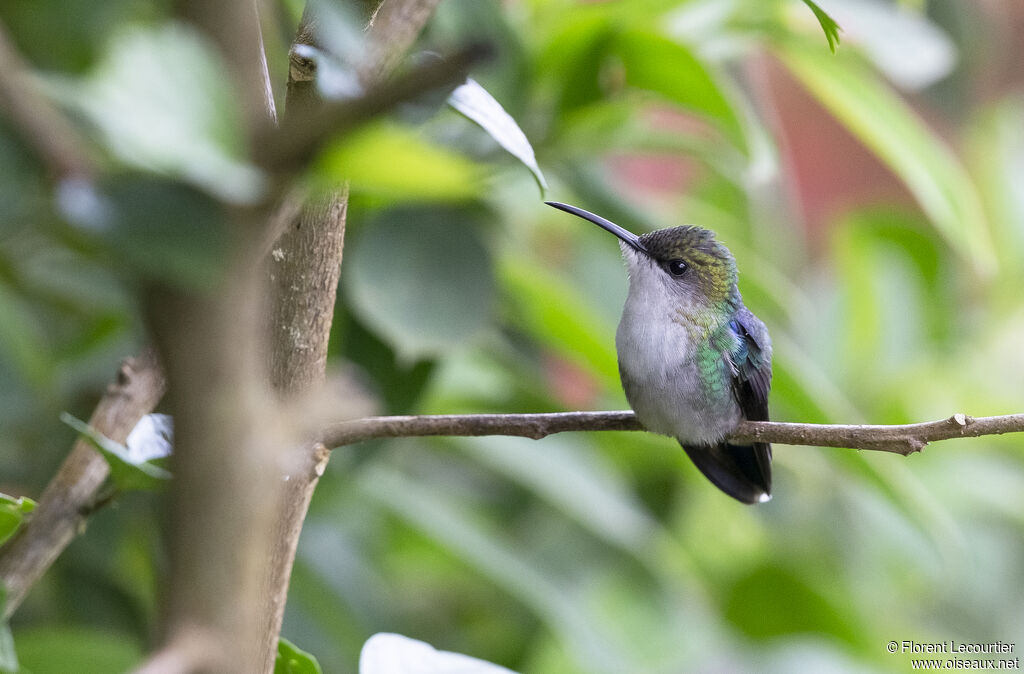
[680,441,772,504]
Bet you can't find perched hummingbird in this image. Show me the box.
[547,201,773,504]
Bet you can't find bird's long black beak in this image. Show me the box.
[545,201,648,254]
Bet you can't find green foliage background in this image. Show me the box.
[1,0,1023,671]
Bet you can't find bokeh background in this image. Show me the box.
[1,0,1023,671]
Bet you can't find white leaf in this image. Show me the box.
[359,633,519,674]
[292,44,363,100]
[448,79,548,193]
[125,413,173,463]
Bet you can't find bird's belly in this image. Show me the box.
[616,319,740,445]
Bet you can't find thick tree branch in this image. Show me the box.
[130,627,217,674]
[0,353,165,618]
[139,4,285,674]
[321,411,1024,456]
[256,7,351,669]
[363,0,443,84]
[143,227,286,674]
[256,2,452,670]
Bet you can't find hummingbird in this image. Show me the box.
[546,201,773,504]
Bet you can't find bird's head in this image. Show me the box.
[546,202,739,310]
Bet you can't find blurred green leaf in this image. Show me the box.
[0,588,16,674]
[613,29,747,152]
[98,176,229,289]
[459,436,657,553]
[12,627,142,674]
[0,0,145,72]
[0,635,13,674]
[537,12,615,117]
[276,637,324,674]
[316,123,481,201]
[449,79,548,194]
[800,0,842,53]
[359,463,630,674]
[330,307,437,414]
[0,127,45,228]
[723,564,861,647]
[60,412,172,491]
[64,23,263,203]
[344,207,496,361]
[777,42,997,276]
[0,494,36,515]
[832,209,952,372]
[499,258,618,385]
[967,96,1024,272]
[0,492,36,547]
[0,281,53,393]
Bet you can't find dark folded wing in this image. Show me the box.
[717,307,774,500]
[729,307,772,422]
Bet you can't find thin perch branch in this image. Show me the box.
[321,411,1024,456]
[729,413,1024,455]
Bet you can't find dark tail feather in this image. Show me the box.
[681,441,772,504]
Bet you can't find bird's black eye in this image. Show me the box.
[668,259,688,276]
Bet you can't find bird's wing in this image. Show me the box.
[717,307,774,501]
[729,307,772,422]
